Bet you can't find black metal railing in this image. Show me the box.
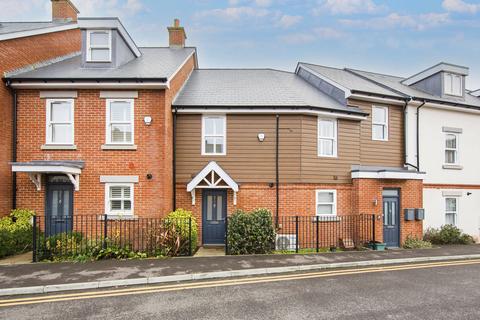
[226,214,376,254]
[32,215,195,262]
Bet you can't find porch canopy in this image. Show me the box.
[351,165,426,180]
[11,160,85,191]
[187,161,239,205]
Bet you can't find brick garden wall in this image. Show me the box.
[0,28,81,217]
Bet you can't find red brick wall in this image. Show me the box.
[14,54,195,218]
[177,180,423,245]
[0,28,81,216]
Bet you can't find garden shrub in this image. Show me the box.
[227,208,276,255]
[0,209,35,258]
[423,225,474,245]
[164,209,198,256]
[403,235,432,249]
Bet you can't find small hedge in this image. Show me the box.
[164,209,198,255]
[227,208,276,255]
[0,209,35,258]
[403,235,432,249]
[424,225,474,245]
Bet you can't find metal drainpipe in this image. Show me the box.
[172,106,178,210]
[275,114,279,226]
[416,101,427,171]
[7,82,17,209]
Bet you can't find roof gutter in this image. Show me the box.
[5,79,169,90]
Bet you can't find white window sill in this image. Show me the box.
[313,215,341,222]
[442,164,463,170]
[101,214,136,220]
[101,144,137,150]
[41,144,77,150]
[202,153,226,156]
[317,155,338,158]
[372,138,389,142]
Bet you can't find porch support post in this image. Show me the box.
[233,191,237,206]
[28,173,42,191]
[191,189,196,206]
[66,173,80,191]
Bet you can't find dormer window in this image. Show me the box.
[444,73,463,96]
[87,30,112,62]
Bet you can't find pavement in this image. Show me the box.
[1,258,480,319]
[0,244,479,296]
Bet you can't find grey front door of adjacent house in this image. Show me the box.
[45,176,74,237]
[383,189,400,248]
[202,189,227,245]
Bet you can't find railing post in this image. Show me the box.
[372,214,376,243]
[225,216,229,255]
[32,215,37,262]
[295,216,299,253]
[316,215,319,253]
[103,214,108,249]
[188,217,192,256]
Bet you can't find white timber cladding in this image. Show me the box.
[201,115,226,156]
[45,99,74,145]
[86,29,112,62]
[105,99,134,145]
[317,117,337,157]
[315,190,337,216]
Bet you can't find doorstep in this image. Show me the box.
[194,246,226,257]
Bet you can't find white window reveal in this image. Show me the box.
[445,133,458,164]
[46,99,74,145]
[87,30,112,62]
[372,106,388,141]
[105,183,133,216]
[202,115,226,155]
[445,197,457,226]
[106,99,134,144]
[444,73,463,96]
[318,118,337,157]
[316,190,337,217]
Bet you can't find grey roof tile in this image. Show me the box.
[6,47,196,80]
[0,21,76,35]
[173,69,366,115]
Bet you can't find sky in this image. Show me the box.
[1,0,479,89]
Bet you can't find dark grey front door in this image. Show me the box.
[383,189,400,247]
[45,176,74,237]
[202,189,227,245]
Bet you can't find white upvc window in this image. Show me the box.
[318,118,337,157]
[105,183,134,216]
[444,133,459,164]
[202,115,226,155]
[46,99,74,145]
[444,73,463,96]
[86,30,112,62]
[445,197,457,226]
[106,99,134,144]
[372,106,389,141]
[315,190,337,217]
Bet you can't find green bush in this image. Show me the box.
[403,235,433,249]
[424,225,474,245]
[164,209,198,255]
[227,208,276,255]
[0,209,35,258]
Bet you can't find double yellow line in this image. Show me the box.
[1,259,480,308]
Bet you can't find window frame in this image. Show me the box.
[371,105,389,141]
[444,197,458,226]
[317,117,338,158]
[444,133,459,165]
[315,189,337,217]
[201,114,227,156]
[86,29,112,63]
[104,183,134,216]
[444,72,463,97]
[105,99,135,145]
[45,99,74,145]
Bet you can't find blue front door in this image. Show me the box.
[45,177,74,237]
[202,189,227,245]
[383,191,400,247]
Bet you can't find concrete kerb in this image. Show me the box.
[1,253,480,297]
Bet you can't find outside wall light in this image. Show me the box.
[257,133,265,142]
[144,116,152,126]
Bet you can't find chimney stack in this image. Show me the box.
[51,0,79,22]
[168,19,187,48]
